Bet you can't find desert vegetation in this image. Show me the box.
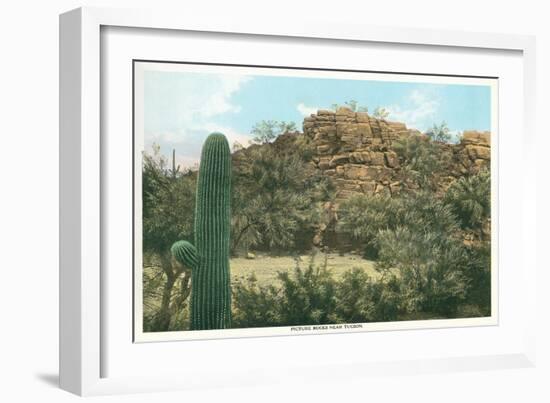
[141,112,491,332]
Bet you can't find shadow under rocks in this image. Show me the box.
[35,373,59,388]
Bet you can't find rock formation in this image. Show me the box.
[235,108,491,251]
[300,107,490,202]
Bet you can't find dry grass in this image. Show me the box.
[230,253,378,287]
[144,252,378,290]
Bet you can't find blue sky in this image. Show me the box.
[143,69,492,169]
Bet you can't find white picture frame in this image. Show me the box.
[59,6,537,396]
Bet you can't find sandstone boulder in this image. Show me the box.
[301,109,491,205]
[318,156,331,170]
[478,132,490,145]
[344,164,369,180]
[349,151,366,163]
[356,112,370,123]
[370,151,385,166]
[329,154,350,167]
[385,151,399,168]
[466,145,490,160]
[317,144,332,155]
[462,130,491,146]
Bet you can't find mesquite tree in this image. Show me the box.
[142,145,196,331]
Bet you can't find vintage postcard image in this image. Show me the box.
[133,61,497,342]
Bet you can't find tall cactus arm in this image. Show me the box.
[170,240,198,269]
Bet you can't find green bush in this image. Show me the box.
[330,268,400,323]
[231,169,491,327]
[461,242,491,315]
[338,187,483,317]
[141,146,197,331]
[277,262,337,325]
[232,261,401,329]
[250,120,297,144]
[392,134,452,190]
[338,191,459,259]
[142,146,196,256]
[376,227,468,316]
[426,122,452,143]
[231,144,329,255]
[445,169,491,237]
[232,274,282,328]
[337,194,397,259]
[232,259,337,328]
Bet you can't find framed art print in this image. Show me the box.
[132,60,498,343]
[59,7,537,396]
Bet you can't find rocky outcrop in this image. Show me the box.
[455,130,491,173]
[301,107,490,202]
[234,108,491,252]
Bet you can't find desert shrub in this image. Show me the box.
[393,134,452,190]
[330,268,400,323]
[232,261,401,329]
[321,175,491,318]
[444,169,491,237]
[250,120,297,144]
[231,260,338,328]
[231,145,329,255]
[376,227,468,316]
[337,194,398,259]
[276,262,337,325]
[461,242,491,315]
[426,121,452,143]
[142,260,192,332]
[142,145,196,255]
[375,277,402,321]
[338,191,459,259]
[142,146,196,331]
[372,107,390,120]
[232,274,281,328]
[230,243,486,328]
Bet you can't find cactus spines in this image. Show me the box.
[169,133,232,330]
[192,133,232,330]
[170,240,198,269]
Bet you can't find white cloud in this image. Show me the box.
[178,75,252,123]
[296,102,318,117]
[195,75,250,119]
[386,89,440,131]
[145,73,253,169]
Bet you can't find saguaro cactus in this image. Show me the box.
[170,240,198,269]
[171,133,232,330]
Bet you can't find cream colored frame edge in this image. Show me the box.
[59,6,537,396]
